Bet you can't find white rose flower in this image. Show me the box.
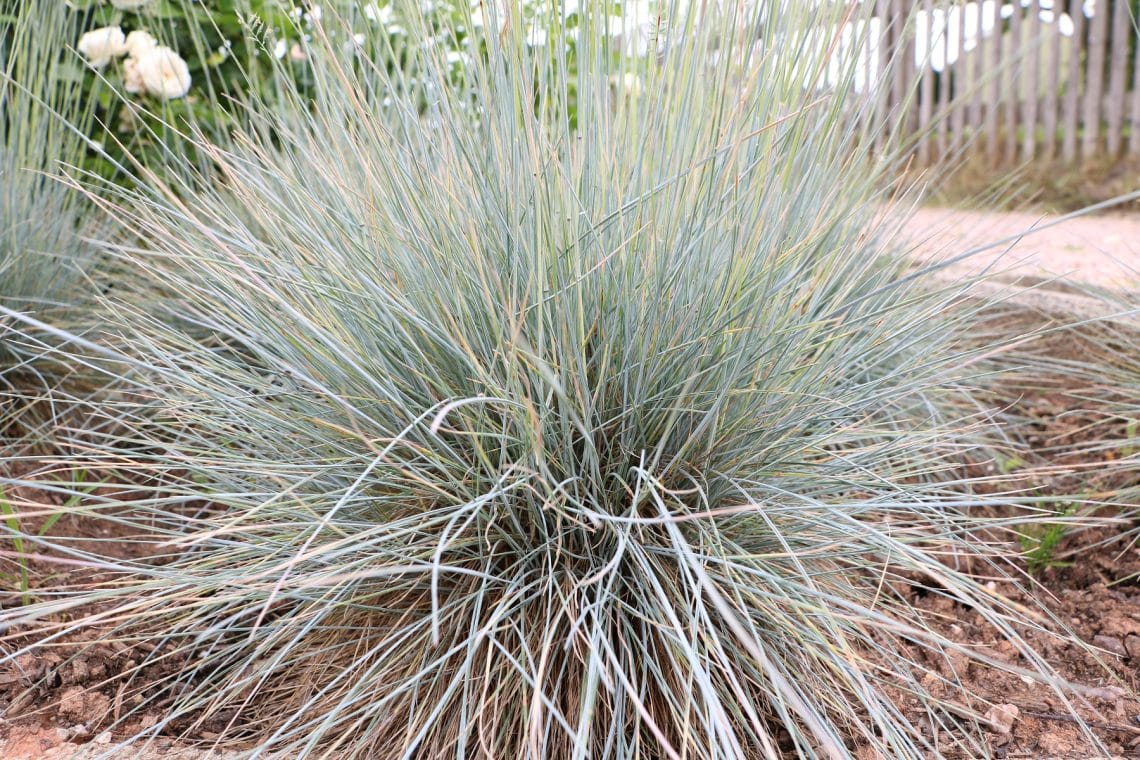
[136,46,192,99]
[609,73,643,97]
[122,57,146,94]
[364,3,394,24]
[77,26,127,67]
[124,30,158,59]
[111,0,153,9]
[526,26,548,46]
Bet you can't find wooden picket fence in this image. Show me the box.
[866,0,1140,165]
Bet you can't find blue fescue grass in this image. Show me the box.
[0,2,1113,758]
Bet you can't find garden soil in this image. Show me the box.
[3,207,1140,759]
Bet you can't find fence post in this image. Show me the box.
[1106,0,1131,156]
[1082,2,1109,158]
[1131,10,1140,155]
[1043,1,1061,159]
[985,0,1001,162]
[1062,3,1084,161]
[1023,2,1041,161]
[1006,1,1023,163]
[919,0,935,163]
[937,2,952,158]
[874,0,892,155]
[951,0,967,157]
[889,0,917,148]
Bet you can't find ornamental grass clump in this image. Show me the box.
[0,3,109,408]
[2,2,1091,757]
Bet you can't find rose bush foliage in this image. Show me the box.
[65,1,653,184]
[66,0,302,182]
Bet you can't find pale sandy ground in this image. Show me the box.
[1,207,1137,760]
[906,206,1140,291]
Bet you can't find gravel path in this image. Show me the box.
[906,206,1140,291]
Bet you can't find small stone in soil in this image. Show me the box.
[984,703,1019,735]
[1082,684,1127,703]
[1092,634,1129,657]
[1037,730,1079,755]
